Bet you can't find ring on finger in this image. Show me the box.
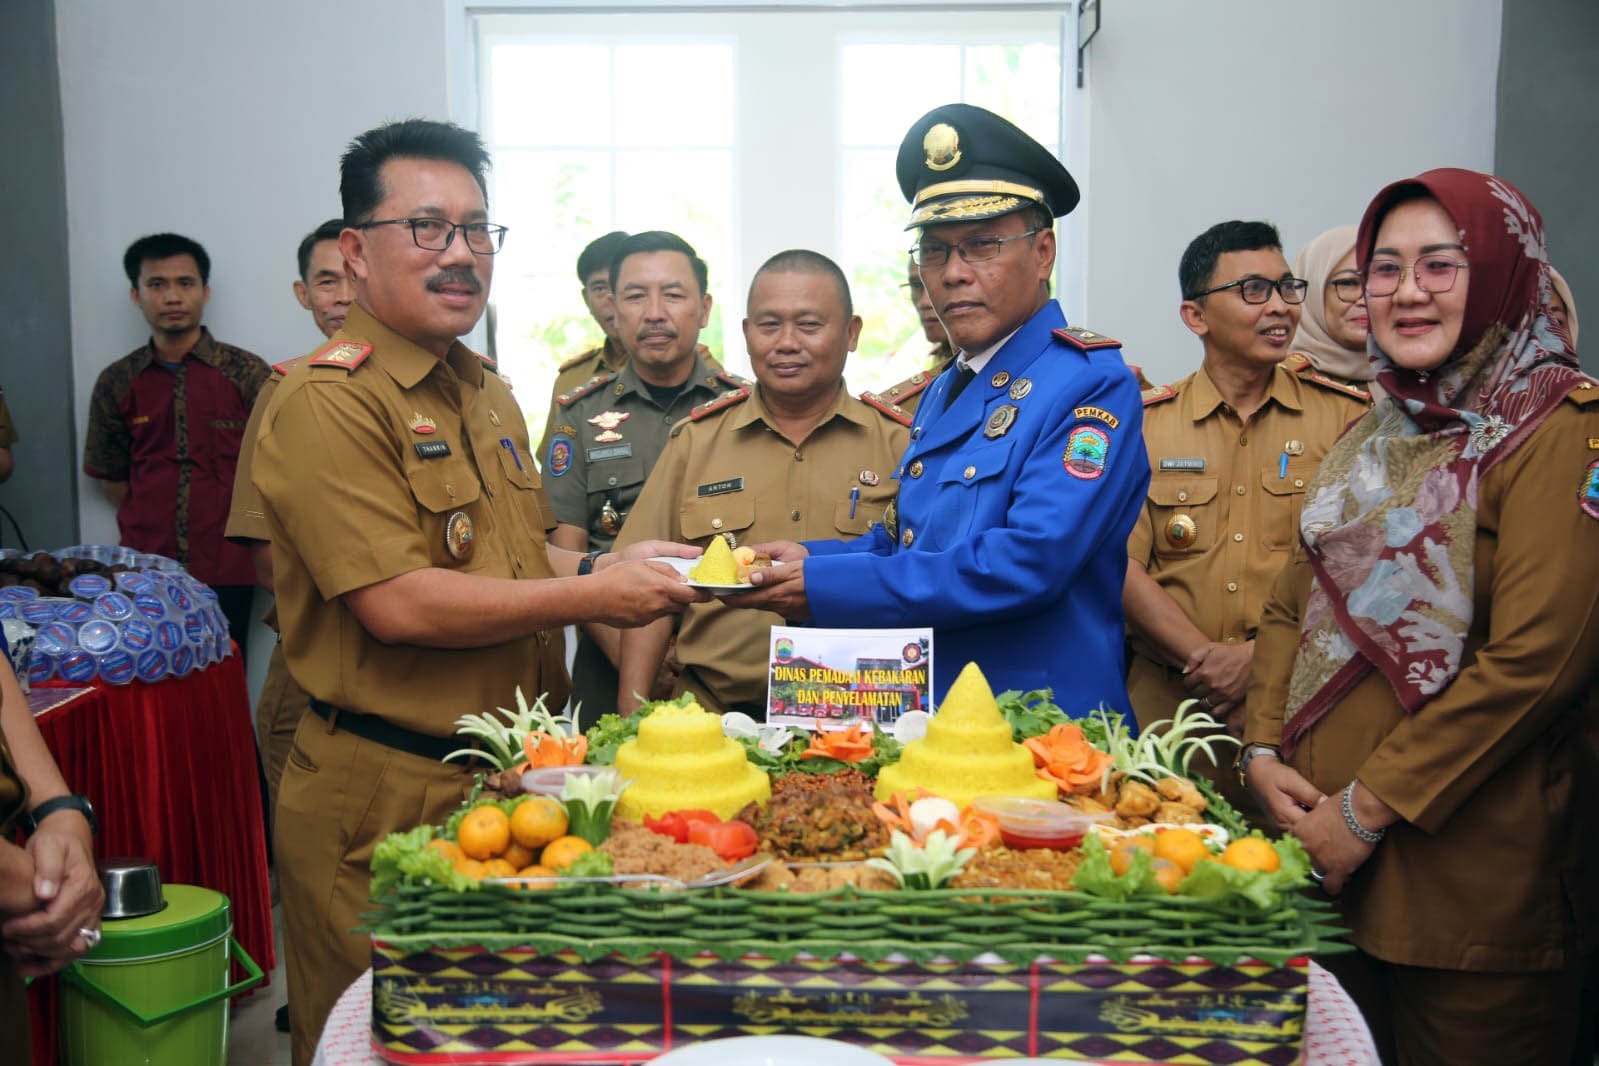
[78,926,102,949]
[1308,868,1325,884]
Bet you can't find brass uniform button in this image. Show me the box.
[790,509,801,521]
[1226,581,1238,592]
[711,518,724,530]
[908,459,924,478]
[1235,484,1246,496]
[1177,490,1189,502]
[1232,532,1244,542]
[963,465,976,480]
[1293,478,1305,488]
[902,528,915,547]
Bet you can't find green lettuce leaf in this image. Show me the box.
[370,824,477,895]
[1072,833,1164,900]
[996,688,1068,742]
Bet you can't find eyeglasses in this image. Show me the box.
[355,217,508,255]
[910,228,1042,269]
[1364,255,1468,297]
[1186,276,1309,304]
[1327,272,1364,304]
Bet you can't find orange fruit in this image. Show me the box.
[541,834,594,871]
[1150,858,1184,894]
[458,805,512,860]
[514,864,558,890]
[452,856,489,880]
[503,841,536,870]
[481,858,518,879]
[510,796,569,850]
[1109,835,1156,876]
[1220,837,1281,873]
[1152,828,1210,873]
[426,838,463,863]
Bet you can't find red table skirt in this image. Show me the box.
[26,650,274,1065]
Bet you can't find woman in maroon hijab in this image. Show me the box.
[1242,169,1599,1064]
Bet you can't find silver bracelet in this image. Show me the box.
[1341,784,1386,844]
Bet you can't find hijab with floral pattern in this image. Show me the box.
[1280,169,1585,756]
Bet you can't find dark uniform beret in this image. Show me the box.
[896,103,1079,229]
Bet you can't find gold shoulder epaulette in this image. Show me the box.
[1141,384,1177,407]
[471,348,497,373]
[690,386,751,421]
[557,347,601,372]
[1054,325,1122,351]
[696,343,725,371]
[556,371,618,407]
[1125,363,1157,391]
[1286,354,1371,401]
[713,370,753,390]
[307,341,371,370]
[875,369,937,405]
[1564,377,1599,406]
[859,392,914,427]
[272,354,307,377]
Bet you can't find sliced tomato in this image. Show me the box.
[644,809,723,844]
[687,819,758,862]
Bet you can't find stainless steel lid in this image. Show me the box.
[98,857,167,920]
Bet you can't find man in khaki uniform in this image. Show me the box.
[226,219,353,836]
[617,251,910,715]
[546,230,745,720]
[250,120,703,1066]
[868,257,954,417]
[1124,220,1367,810]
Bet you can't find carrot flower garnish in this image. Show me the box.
[1024,723,1115,795]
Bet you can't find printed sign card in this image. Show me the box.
[766,626,933,728]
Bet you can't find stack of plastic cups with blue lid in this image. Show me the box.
[5,548,233,686]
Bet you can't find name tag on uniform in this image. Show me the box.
[587,443,633,463]
[1159,457,1206,472]
[697,477,744,497]
[414,441,451,459]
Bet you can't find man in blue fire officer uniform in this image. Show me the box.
[728,103,1150,721]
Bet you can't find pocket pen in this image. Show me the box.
[1278,452,1289,479]
[500,437,525,472]
[849,486,860,519]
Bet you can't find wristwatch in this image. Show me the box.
[1234,744,1279,788]
[576,549,604,576]
[22,794,98,837]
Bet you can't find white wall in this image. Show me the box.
[59,0,450,552]
[55,0,1503,523]
[1082,0,1502,383]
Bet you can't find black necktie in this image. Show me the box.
[943,364,977,411]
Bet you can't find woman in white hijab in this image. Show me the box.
[1291,225,1372,386]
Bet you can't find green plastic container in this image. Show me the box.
[59,884,263,1066]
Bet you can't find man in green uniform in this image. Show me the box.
[535,230,631,460]
[617,250,911,716]
[545,230,746,719]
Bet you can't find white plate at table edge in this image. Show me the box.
[649,555,781,595]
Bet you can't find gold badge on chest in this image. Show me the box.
[444,510,475,560]
[1165,513,1198,549]
[984,404,1019,439]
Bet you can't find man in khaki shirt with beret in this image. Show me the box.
[250,119,703,1066]
[1124,220,1367,811]
[617,250,910,715]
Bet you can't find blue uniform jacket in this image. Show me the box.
[803,301,1150,722]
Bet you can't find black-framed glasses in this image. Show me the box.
[911,228,1042,269]
[1327,271,1364,304]
[1364,255,1468,297]
[356,217,508,255]
[1186,275,1309,304]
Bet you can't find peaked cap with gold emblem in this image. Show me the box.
[896,103,1079,229]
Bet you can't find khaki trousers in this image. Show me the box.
[1125,652,1262,827]
[255,640,309,819]
[274,714,473,1066]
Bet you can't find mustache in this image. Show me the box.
[636,325,678,341]
[425,268,482,294]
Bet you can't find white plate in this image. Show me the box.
[651,1035,895,1065]
[650,555,779,595]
